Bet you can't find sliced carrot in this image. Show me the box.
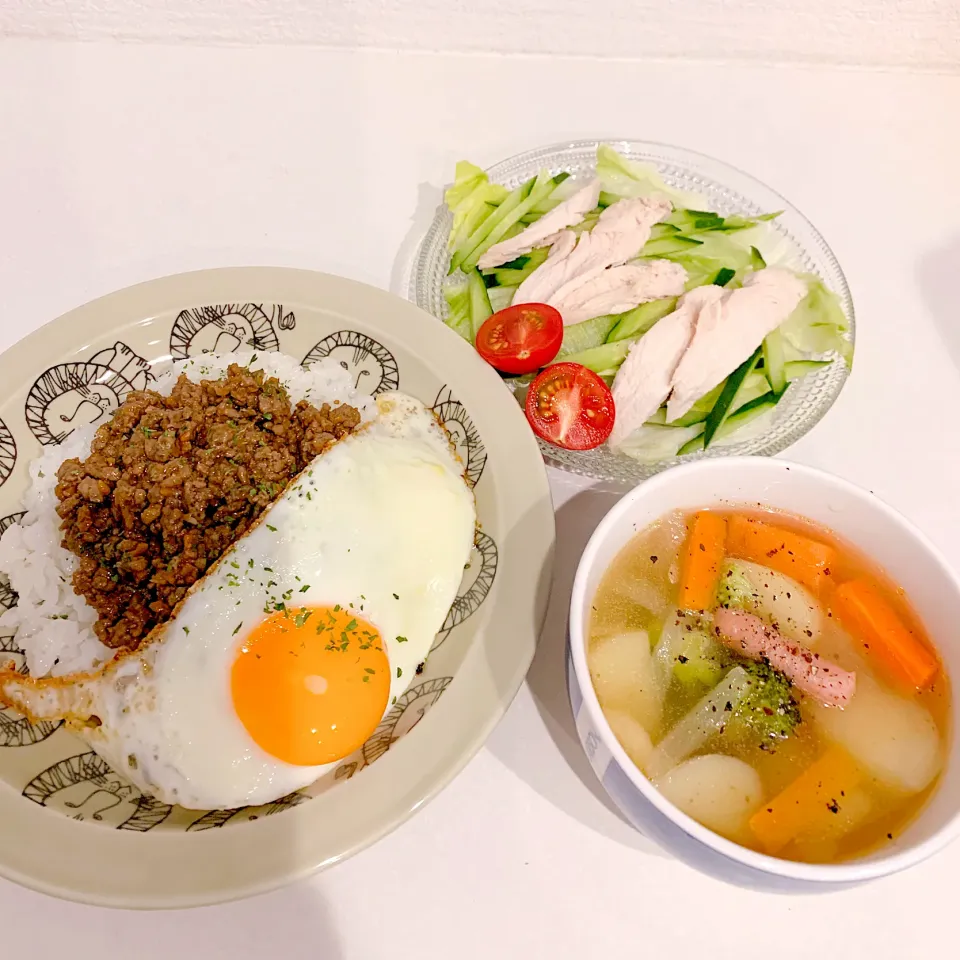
[749,746,862,855]
[727,515,836,594]
[678,512,727,612]
[833,579,939,691]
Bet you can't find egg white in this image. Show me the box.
[0,392,476,809]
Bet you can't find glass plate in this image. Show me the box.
[410,139,854,485]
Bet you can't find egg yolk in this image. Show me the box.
[231,605,390,766]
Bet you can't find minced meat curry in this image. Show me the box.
[54,364,361,649]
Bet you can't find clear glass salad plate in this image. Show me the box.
[410,139,855,485]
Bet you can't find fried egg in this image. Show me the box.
[0,392,476,809]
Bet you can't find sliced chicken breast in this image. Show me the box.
[608,285,725,449]
[666,268,808,422]
[477,178,602,270]
[514,196,672,306]
[551,259,688,327]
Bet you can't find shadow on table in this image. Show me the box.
[487,487,667,858]
[388,181,444,298]
[917,235,960,375]
[3,876,342,959]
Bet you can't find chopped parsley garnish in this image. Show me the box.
[293,609,313,628]
[392,593,399,600]
[396,635,408,643]
[396,667,402,678]
[232,623,244,636]
[266,524,277,532]
[299,585,310,593]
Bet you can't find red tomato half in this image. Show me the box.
[475,303,563,375]
[525,362,615,451]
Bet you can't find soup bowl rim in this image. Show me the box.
[568,455,960,884]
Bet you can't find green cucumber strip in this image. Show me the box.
[487,285,516,313]
[649,223,682,242]
[598,191,621,207]
[494,254,531,271]
[608,297,678,341]
[763,327,787,393]
[645,407,668,426]
[483,273,499,289]
[561,338,632,376]
[526,171,572,214]
[666,208,721,230]
[642,235,703,257]
[673,255,730,290]
[703,347,763,448]
[713,267,736,287]
[750,246,767,269]
[679,393,779,455]
[491,247,550,286]
[467,269,493,340]
[450,176,535,273]
[668,380,727,426]
[449,199,500,254]
[461,172,563,272]
[681,233,754,270]
[557,315,619,360]
[784,359,830,380]
[731,371,776,414]
[667,369,768,428]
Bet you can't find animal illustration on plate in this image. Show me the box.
[362,677,452,765]
[432,530,498,651]
[169,303,280,359]
[24,342,154,445]
[22,751,172,830]
[303,330,399,396]
[431,387,486,488]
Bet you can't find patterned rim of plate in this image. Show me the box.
[0,268,555,907]
[410,138,855,484]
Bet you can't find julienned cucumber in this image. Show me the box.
[703,347,763,448]
[678,393,780,456]
[763,327,787,393]
[467,269,493,340]
[557,315,619,360]
[450,176,535,274]
[561,338,632,376]
[490,247,550,286]
[641,235,703,257]
[608,297,678,341]
[459,172,567,272]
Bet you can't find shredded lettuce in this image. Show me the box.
[443,281,472,341]
[444,161,487,210]
[596,144,695,207]
[614,422,705,462]
[445,162,509,252]
[779,275,853,366]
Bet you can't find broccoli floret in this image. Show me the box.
[716,561,759,610]
[725,658,801,748]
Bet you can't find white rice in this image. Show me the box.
[0,350,374,679]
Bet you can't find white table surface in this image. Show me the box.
[1,37,959,959]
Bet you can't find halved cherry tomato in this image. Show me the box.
[525,362,615,450]
[475,303,563,375]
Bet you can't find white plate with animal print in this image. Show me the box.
[0,268,554,907]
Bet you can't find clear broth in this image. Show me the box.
[589,507,951,864]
